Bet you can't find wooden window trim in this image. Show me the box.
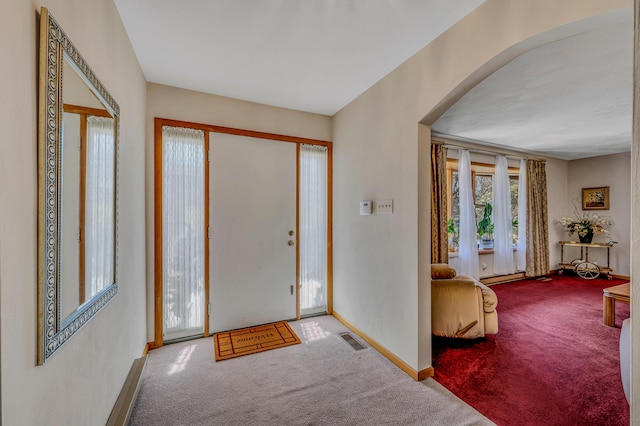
[64,103,112,118]
[446,158,520,175]
[203,132,210,339]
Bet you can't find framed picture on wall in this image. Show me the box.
[582,186,609,210]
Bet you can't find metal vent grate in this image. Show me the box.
[339,332,367,351]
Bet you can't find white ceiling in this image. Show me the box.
[114,2,632,161]
[433,9,633,161]
[114,0,484,116]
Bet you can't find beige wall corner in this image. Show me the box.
[566,153,631,275]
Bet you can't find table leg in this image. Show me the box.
[603,295,615,327]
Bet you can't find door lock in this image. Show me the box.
[289,230,295,236]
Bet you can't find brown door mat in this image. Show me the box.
[213,321,301,361]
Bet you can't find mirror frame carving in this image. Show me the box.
[37,7,119,364]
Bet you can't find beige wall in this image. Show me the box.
[546,157,572,269]
[145,84,332,341]
[332,0,630,374]
[0,0,148,424]
[565,152,631,275]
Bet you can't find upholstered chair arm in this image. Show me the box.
[475,281,498,313]
[431,277,485,338]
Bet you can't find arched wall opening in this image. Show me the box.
[414,3,636,421]
[417,4,635,373]
[421,8,631,127]
[423,7,633,274]
[332,0,632,391]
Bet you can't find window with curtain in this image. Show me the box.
[85,115,115,301]
[162,126,205,341]
[446,159,520,251]
[299,144,328,316]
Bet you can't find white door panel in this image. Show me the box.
[210,133,296,332]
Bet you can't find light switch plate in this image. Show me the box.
[376,199,393,214]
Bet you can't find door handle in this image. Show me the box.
[288,240,295,246]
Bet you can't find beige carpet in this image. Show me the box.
[214,321,301,361]
[130,315,494,425]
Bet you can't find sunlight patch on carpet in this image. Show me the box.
[213,321,301,361]
[168,344,195,375]
[300,321,331,342]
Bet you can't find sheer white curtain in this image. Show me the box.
[300,144,328,316]
[162,126,205,341]
[516,159,527,271]
[457,150,479,279]
[85,116,115,301]
[493,155,515,275]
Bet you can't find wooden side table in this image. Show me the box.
[603,282,630,327]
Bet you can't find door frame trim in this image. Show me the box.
[153,117,332,348]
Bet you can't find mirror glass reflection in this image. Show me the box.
[60,57,117,323]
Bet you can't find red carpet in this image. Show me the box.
[433,275,630,426]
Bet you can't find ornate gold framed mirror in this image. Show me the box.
[37,7,119,364]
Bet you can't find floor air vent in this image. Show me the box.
[339,332,367,351]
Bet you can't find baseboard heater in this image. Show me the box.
[106,355,147,426]
[480,272,525,286]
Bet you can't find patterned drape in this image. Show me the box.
[525,160,550,277]
[431,143,448,263]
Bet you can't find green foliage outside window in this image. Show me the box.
[447,168,520,251]
[477,203,494,238]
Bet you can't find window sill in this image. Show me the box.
[448,248,517,258]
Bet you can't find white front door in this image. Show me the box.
[210,133,297,332]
